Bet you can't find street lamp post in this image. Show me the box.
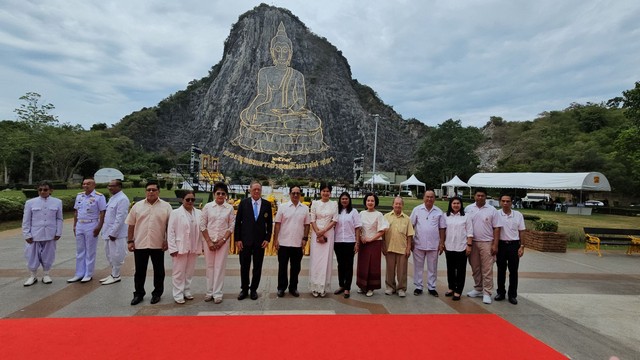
[372,114,379,192]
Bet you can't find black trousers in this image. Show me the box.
[496,241,520,298]
[277,245,303,291]
[239,243,265,292]
[445,250,467,294]
[334,242,356,290]
[133,248,165,297]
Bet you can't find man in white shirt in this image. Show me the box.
[273,186,310,297]
[100,179,130,285]
[496,194,526,305]
[465,188,501,304]
[410,190,446,297]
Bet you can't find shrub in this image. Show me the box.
[534,219,559,232]
[122,181,133,189]
[132,179,142,188]
[57,195,77,212]
[166,182,173,191]
[523,214,541,221]
[0,198,24,220]
[23,189,39,199]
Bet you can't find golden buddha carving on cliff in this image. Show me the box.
[232,22,328,156]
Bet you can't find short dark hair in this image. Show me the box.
[500,194,513,201]
[290,185,302,194]
[338,192,353,213]
[38,180,53,189]
[319,182,332,192]
[213,182,228,194]
[111,179,123,188]
[180,190,195,199]
[446,196,465,216]
[146,180,159,190]
[474,188,488,196]
[363,192,379,208]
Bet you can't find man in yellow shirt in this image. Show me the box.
[383,197,415,297]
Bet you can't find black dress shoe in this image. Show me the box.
[238,291,248,300]
[250,291,258,300]
[130,295,144,306]
[508,297,518,305]
[413,289,423,296]
[495,294,506,301]
[150,296,161,304]
[428,289,439,297]
[344,292,350,299]
[289,289,300,297]
[277,289,285,297]
[334,287,345,295]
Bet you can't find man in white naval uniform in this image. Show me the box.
[68,177,106,283]
[100,179,130,285]
[22,181,63,286]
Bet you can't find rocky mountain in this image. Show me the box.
[114,4,427,180]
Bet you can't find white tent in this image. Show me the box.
[400,174,426,195]
[94,168,124,184]
[364,174,390,185]
[440,175,471,198]
[467,172,611,191]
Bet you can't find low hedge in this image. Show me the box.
[523,214,541,221]
[0,198,25,221]
[534,219,559,232]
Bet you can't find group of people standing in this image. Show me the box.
[21,179,526,306]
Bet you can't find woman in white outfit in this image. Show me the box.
[167,191,202,304]
[309,183,338,297]
[201,183,235,304]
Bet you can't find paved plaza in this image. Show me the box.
[1,219,638,359]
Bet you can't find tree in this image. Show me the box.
[13,92,58,184]
[415,119,483,187]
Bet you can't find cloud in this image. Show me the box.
[0,0,639,128]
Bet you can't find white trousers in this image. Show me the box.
[75,224,98,278]
[204,241,230,300]
[171,253,197,301]
[413,249,439,291]
[104,236,127,278]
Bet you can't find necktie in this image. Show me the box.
[253,201,259,221]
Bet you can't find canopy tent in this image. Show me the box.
[94,168,124,184]
[364,174,390,185]
[467,172,611,191]
[440,175,471,198]
[400,174,426,196]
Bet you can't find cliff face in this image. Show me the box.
[115,4,426,180]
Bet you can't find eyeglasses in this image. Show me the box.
[184,198,196,203]
[291,192,301,195]
[146,189,158,192]
[215,192,226,196]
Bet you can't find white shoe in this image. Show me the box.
[184,294,194,300]
[24,276,37,286]
[357,289,364,294]
[398,290,406,297]
[102,276,121,285]
[366,290,374,297]
[99,276,111,282]
[67,276,83,283]
[214,298,223,304]
[80,277,93,283]
[483,294,492,304]
[312,291,319,298]
[467,289,483,298]
[204,295,214,302]
[384,289,394,295]
[42,275,52,284]
[175,298,185,304]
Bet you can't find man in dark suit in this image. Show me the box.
[235,181,273,300]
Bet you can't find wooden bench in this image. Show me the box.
[583,227,640,256]
[132,197,204,209]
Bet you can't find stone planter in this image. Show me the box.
[523,229,567,253]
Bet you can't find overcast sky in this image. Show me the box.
[1,0,639,129]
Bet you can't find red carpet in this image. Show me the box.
[1,314,564,359]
